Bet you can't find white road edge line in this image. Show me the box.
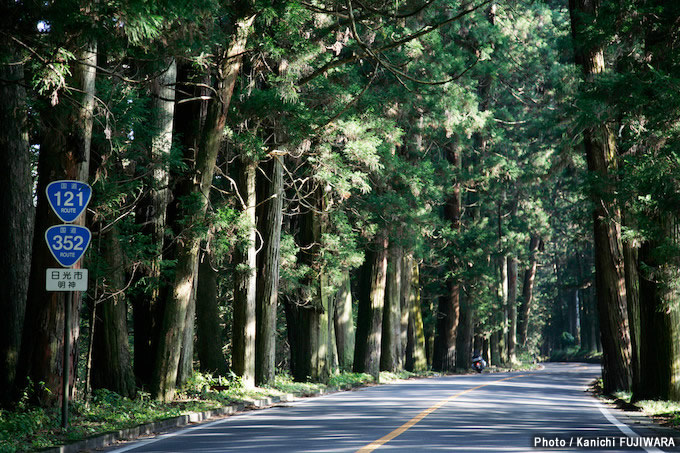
[107,417,231,453]
[596,400,664,453]
[106,397,310,453]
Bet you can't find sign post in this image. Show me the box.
[63,291,71,429]
[45,180,91,430]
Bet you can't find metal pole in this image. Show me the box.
[62,291,72,429]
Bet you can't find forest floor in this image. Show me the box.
[0,364,542,453]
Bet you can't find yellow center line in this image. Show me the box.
[355,374,527,453]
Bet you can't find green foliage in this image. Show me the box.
[274,373,326,395]
[0,406,53,452]
[636,400,680,428]
[211,205,242,264]
[327,372,374,388]
[559,331,576,348]
[550,347,602,363]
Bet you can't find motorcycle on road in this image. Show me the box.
[472,354,486,373]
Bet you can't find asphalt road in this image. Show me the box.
[108,363,680,452]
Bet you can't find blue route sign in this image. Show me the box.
[46,180,92,223]
[45,225,92,267]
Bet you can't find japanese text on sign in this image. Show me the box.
[46,268,88,292]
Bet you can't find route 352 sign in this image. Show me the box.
[45,225,92,267]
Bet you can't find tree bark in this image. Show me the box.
[334,271,355,371]
[285,190,333,382]
[518,235,540,348]
[433,140,462,372]
[0,46,33,407]
[354,236,388,380]
[497,252,508,366]
[380,246,402,372]
[232,157,257,388]
[133,59,177,389]
[623,234,641,396]
[568,0,632,393]
[634,1,680,402]
[152,14,256,401]
[91,227,136,397]
[399,252,411,364]
[196,234,227,375]
[176,260,197,388]
[455,291,474,371]
[507,256,518,364]
[255,157,284,386]
[433,283,459,372]
[490,331,501,367]
[580,287,599,353]
[16,44,96,406]
[636,216,680,401]
[404,255,427,372]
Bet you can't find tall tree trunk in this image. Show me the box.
[232,157,257,388]
[196,234,227,374]
[133,59,177,389]
[623,235,641,396]
[490,331,501,367]
[303,192,332,382]
[255,157,284,386]
[399,252,411,364]
[285,190,333,382]
[380,246,402,372]
[433,141,462,372]
[153,14,256,401]
[432,284,459,372]
[176,260,197,388]
[328,285,339,376]
[354,236,388,380]
[518,235,540,348]
[634,2,680,401]
[568,0,632,393]
[507,256,518,364]
[455,291,474,371]
[0,46,33,407]
[497,252,508,366]
[580,287,599,353]
[334,271,355,371]
[91,227,136,397]
[636,215,680,401]
[404,255,427,372]
[16,44,96,406]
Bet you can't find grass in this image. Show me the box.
[636,400,680,427]
[601,386,680,429]
[0,389,225,453]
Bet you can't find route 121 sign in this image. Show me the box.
[46,180,92,223]
[45,225,92,267]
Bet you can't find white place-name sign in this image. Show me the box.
[46,268,88,292]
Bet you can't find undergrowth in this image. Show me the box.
[600,385,680,429]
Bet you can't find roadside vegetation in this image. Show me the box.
[0,370,425,452]
[591,383,680,431]
[1,364,538,453]
[610,392,680,430]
